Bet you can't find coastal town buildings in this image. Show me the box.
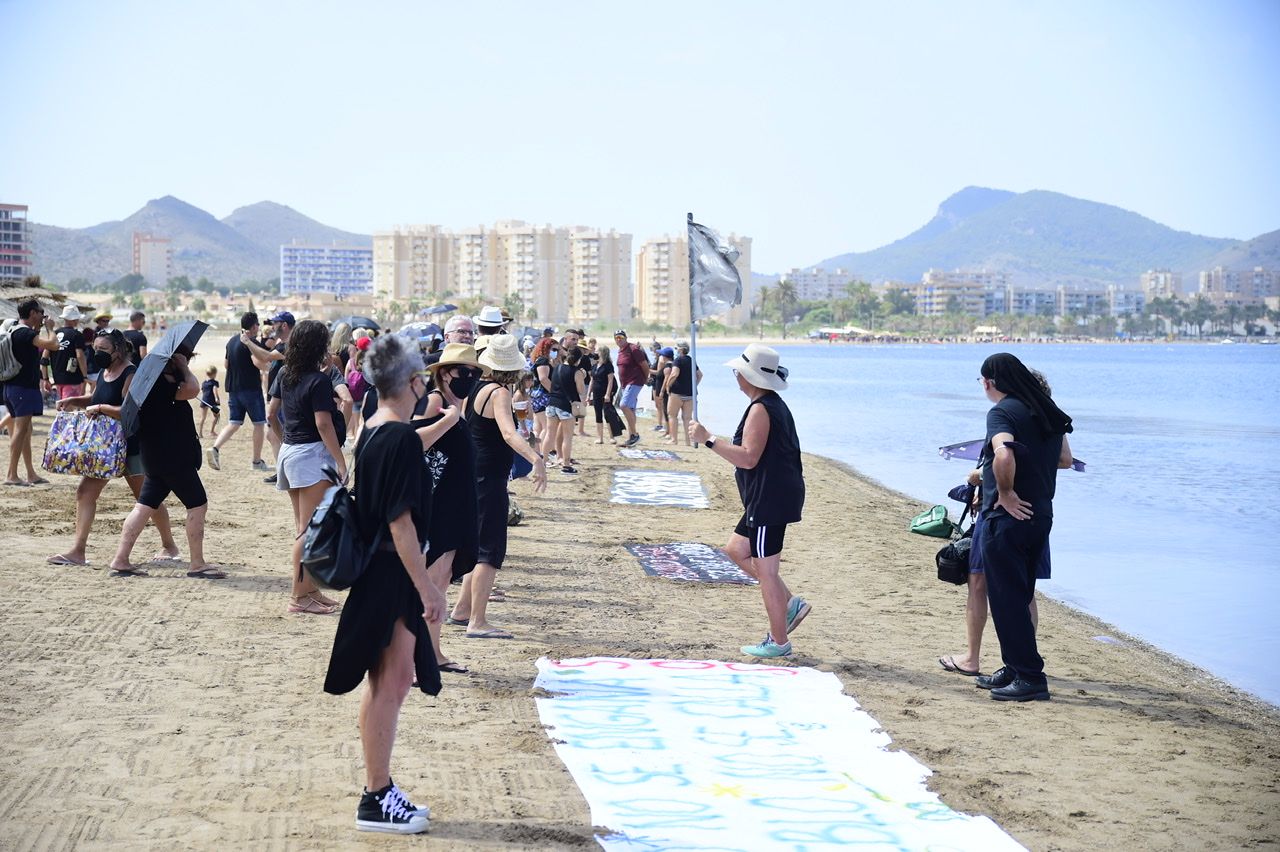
[371,224,452,302]
[0,203,32,285]
[635,233,753,328]
[1198,266,1277,307]
[1141,268,1182,300]
[132,232,173,288]
[568,227,632,327]
[783,266,857,301]
[912,269,1010,316]
[279,241,373,296]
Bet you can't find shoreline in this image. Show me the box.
[1,399,1277,848]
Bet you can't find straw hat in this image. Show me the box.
[478,334,526,373]
[426,343,479,372]
[725,343,789,391]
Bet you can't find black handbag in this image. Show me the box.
[936,533,971,585]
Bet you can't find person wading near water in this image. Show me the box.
[690,343,809,659]
[972,352,1074,702]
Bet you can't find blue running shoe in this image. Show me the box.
[741,637,792,658]
[786,597,812,635]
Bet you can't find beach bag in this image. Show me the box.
[909,504,955,538]
[0,324,21,382]
[571,400,585,418]
[41,410,127,479]
[345,368,368,402]
[299,476,382,591]
[935,532,972,585]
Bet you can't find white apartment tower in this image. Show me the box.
[636,233,753,328]
[569,227,632,326]
[372,225,452,302]
[1140,269,1182,301]
[492,221,570,323]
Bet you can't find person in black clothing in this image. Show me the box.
[543,344,584,474]
[662,342,702,446]
[5,297,61,486]
[246,311,295,478]
[323,333,448,835]
[972,353,1075,702]
[43,305,90,402]
[447,335,546,639]
[123,311,148,367]
[587,345,622,445]
[207,311,270,473]
[691,344,808,659]
[46,329,180,567]
[413,342,481,673]
[109,349,226,578]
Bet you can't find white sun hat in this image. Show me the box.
[478,333,526,373]
[724,343,789,391]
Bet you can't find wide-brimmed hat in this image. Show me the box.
[725,343,789,391]
[473,334,493,354]
[427,343,479,372]
[478,334,526,373]
[473,305,506,328]
[93,311,112,323]
[60,305,83,321]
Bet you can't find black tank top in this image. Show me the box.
[91,363,139,456]
[733,391,805,526]
[466,380,513,473]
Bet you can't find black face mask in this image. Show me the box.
[448,373,478,400]
[92,350,114,372]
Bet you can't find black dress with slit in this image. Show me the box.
[324,422,441,696]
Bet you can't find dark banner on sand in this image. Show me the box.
[618,448,681,461]
[624,542,757,585]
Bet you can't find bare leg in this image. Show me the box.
[465,564,505,634]
[211,421,240,451]
[199,408,208,436]
[665,394,680,441]
[722,533,793,628]
[426,551,456,663]
[680,399,694,445]
[266,423,282,465]
[290,481,335,603]
[359,619,416,791]
[57,476,109,562]
[753,553,791,644]
[544,416,560,461]
[19,417,37,480]
[184,502,211,569]
[125,474,180,556]
[943,572,987,673]
[110,503,158,571]
[559,426,574,469]
[450,573,475,621]
[251,422,266,465]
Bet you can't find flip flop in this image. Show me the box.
[465,628,513,639]
[3,480,30,487]
[444,616,470,627]
[438,661,470,674]
[110,566,149,578]
[26,477,49,485]
[47,554,89,566]
[939,656,980,676]
[186,566,228,579]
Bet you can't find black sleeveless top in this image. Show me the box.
[733,391,804,526]
[410,390,478,568]
[466,380,513,474]
[91,362,139,456]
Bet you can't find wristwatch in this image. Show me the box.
[704,436,717,449]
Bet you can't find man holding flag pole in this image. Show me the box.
[686,214,810,658]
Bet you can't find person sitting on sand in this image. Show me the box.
[322,333,448,835]
[690,343,809,659]
[448,335,546,639]
[47,329,181,568]
[109,349,225,579]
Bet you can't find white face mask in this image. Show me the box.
[550,350,559,360]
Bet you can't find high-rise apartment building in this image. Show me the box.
[1056,285,1110,318]
[1140,269,1182,301]
[912,269,1010,316]
[372,225,452,302]
[0,203,32,285]
[568,227,632,326]
[132,232,173,287]
[1199,266,1276,307]
[783,266,856,301]
[492,221,571,324]
[635,233,752,328]
[279,241,374,296]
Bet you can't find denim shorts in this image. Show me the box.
[618,383,643,410]
[3,385,42,418]
[545,405,573,421]
[228,389,266,425]
[276,441,336,491]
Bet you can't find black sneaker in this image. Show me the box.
[625,433,641,447]
[388,778,430,818]
[356,783,429,834]
[975,666,1015,690]
[561,466,579,475]
[263,474,277,484]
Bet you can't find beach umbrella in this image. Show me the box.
[938,438,1087,472]
[419,303,458,316]
[398,321,442,341]
[120,320,209,437]
[340,315,380,331]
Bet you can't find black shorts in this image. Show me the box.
[734,514,787,558]
[138,467,208,510]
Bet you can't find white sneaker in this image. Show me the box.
[251,459,272,472]
[206,447,220,471]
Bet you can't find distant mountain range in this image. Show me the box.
[812,186,1277,288]
[31,196,370,286]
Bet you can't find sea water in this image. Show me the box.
[687,342,1280,706]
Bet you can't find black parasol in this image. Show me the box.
[120,320,209,437]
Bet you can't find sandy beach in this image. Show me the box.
[2,372,1278,850]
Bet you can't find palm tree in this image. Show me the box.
[756,285,771,339]
[775,279,797,340]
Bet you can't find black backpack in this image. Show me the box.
[299,477,382,590]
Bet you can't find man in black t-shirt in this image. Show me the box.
[206,311,271,473]
[974,353,1074,703]
[243,311,294,483]
[123,311,149,367]
[43,305,90,402]
[4,298,62,485]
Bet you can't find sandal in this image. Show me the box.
[26,477,50,485]
[47,554,89,566]
[187,565,228,579]
[288,594,338,615]
[444,616,470,627]
[109,565,149,578]
[438,661,470,674]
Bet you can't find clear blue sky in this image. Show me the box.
[3,0,1277,272]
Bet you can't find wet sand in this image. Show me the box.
[1,384,1277,849]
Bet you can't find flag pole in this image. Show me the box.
[687,212,699,434]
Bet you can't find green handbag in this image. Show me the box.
[909,505,955,538]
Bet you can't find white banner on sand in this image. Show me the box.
[534,658,1025,851]
[610,469,708,508]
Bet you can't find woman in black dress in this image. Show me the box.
[690,344,807,659]
[324,333,454,835]
[412,342,481,674]
[447,334,546,639]
[588,345,620,445]
[46,329,180,567]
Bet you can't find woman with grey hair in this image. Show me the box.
[323,333,457,834]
